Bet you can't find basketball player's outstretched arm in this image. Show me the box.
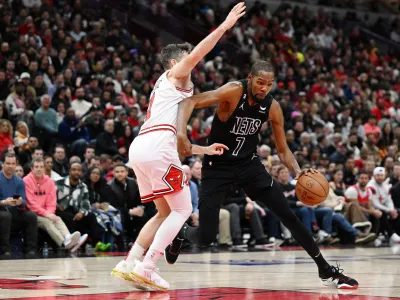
[269,100,303,177]
[176,83,241,156]
[169,3,245,79]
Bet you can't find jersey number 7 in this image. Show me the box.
[233,137,245,156]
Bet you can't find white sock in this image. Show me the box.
[142,248,163,268]
[141,188,192,268]
[124,242,145,264]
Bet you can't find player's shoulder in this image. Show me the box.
[222,80,244,92]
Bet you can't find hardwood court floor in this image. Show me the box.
[0,246,399,299]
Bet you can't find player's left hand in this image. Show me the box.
[206,143,229,156]
[177,133,193,157]
[294,168,318,180]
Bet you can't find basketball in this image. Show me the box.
[295,172,329,206]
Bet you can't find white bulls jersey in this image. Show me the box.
[129,71,193,203]
[139,71,194,136]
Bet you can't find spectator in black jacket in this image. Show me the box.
[108,164,151,241]
[84,166,114,206]
[95,119,119,156]
[52,144,68,177]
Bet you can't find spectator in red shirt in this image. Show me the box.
[363,115,381,144]
[0,119,14,154]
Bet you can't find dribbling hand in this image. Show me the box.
[294,168,318,180]
[221,2,246,31]
[177,134,192,157]
[205,143,229,156]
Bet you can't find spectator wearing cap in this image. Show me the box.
[85,76,102,102]
[71,87,92,119]
[20,72,37,111]
[95,120,119,156]
[58,108,89,157]
[103,105,115,120]
[367,167,400,244]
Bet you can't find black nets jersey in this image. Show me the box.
[205,79,273,163]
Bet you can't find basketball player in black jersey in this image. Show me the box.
[165,60,358,289]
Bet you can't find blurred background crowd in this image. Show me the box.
[0,0,399,257]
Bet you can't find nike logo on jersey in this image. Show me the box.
[230,116,262,135]
[239,103,245,110]
[260,106,266,110]
[259,106,267,114]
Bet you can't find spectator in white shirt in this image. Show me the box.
[367,167,400,244]
[71,87,92,119]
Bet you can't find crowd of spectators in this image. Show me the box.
[0,0,399,257]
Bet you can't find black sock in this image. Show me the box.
[312,251,331,275]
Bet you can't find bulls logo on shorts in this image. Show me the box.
[162,165,185,193]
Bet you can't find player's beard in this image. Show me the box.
[249,81,267,104]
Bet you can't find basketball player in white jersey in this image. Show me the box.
[111,2,246,290]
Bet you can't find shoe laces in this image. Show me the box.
[330,263,348,280]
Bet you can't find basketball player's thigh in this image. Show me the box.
[153,197,171,217]
[131,163,155,203]
[149,158,185,200]
[239,158,273,199]
[198,174,232,240]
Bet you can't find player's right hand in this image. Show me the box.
[206,143,229,156]
[177,133,193,157]
[221,2,246,31]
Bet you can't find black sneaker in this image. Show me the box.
[320,264,359,289]
[164,223,188,265]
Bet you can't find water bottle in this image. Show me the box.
[43,242,49,257]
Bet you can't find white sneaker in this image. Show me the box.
[269,237,284,247]
[111,260,135,281]
[64,232,81,249]
[111,260,149,290]
[71,234,88,252]
[390,233,400,245]
[130,261,169,291]
[374,239,382,247]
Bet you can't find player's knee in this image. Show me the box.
[167,189,192,220]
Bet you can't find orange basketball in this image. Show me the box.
[295,172,329,207]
